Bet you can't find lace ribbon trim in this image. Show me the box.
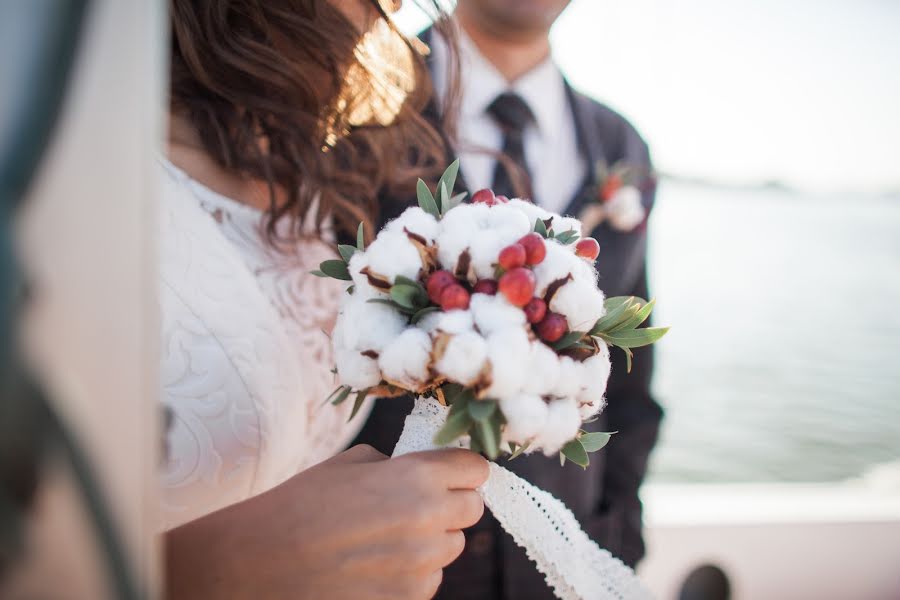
[392,397,653,600]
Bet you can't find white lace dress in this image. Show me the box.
[158,161,368,529]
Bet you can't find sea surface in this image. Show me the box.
[645,181,900,483]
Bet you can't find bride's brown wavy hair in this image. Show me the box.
[169,0,458,239]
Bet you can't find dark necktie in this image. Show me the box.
[487,92,535,200]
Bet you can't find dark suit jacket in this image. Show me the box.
[353,29,663,600]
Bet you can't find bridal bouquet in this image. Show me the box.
[314,161,663,599]
[315,160,667,467]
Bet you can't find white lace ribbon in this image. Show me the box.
[392,397,653,600]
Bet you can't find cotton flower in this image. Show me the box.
[384,206,440,242]
[432,309,475,335]
[469,293,526,337]
[555,356,585,400]
[606,185,646,231]
[379,327,433,390]
[334,297,406,353]
[500,394,549,444]
[364,229,423,284]
[576,344,612,419]
[436,203,530,281]
[531,238,595,297]
[484,327,531,399]
[553,215,582,238]
[536,399,582,455]
[435,331,489,386]
[347,252,382,299]
[335,347,382,389]
[506,198,553,228]
[549,276,607,331]
[521,341,561,397]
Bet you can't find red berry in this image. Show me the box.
[574,237,600,261]
[498,267,536,307]
[498,243,527,270]
[523,298,547,324]
[473,279,499,295]
[440,284,471,311]
[426,270,457,304]
[517,233,547,265]
[536,312,567,343]
[471,189,496,205]
[495,195,510,203]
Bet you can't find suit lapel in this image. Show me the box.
[560,82,606,218]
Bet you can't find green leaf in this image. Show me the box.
[624,347,633,373]
[477,418,499,460]
[348,390,368,421]
[468,399,497,423]
[555,230,579,245]
[318,259,352,281]
[552,330,586,351]
[600,326,670,349]
[533,218,549,238]
[609,298,654,333]
[590,296,639,335]
[411,305,441,324]
[394,275,425,290]
[366,298,417,315]
[329,385,352,406]
[446,192,468,211]
[439,182,451,215]
[508,440,532,460]
[443,384,468,408]
[579,432,613,453]
[338,244,357,263]
[560,438,590,468]
[434,408,473,446]
[416,178,440,217]
[356,222,365,251]
[390,283,428,310]
[310,270,328,277]
[437,159,460,212]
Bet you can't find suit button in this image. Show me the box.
[468,530,493,556]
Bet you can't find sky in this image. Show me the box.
[393,0,900,193]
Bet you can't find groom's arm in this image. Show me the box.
[598,265,663,568]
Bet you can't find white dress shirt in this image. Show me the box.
[430,26,587,215]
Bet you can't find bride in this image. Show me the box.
[159,1,487,598]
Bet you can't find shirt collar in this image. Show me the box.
[431,24,569,141]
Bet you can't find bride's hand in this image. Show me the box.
[165,444,489,600]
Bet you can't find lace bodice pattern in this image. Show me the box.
[159,162,367,529]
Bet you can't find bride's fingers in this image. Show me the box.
[443,490,485,530]
[422,569,444,599]
[406,448,490,490]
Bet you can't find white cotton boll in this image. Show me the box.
[384,206,440,242]
[521,341,561,397]
[347,252,381,299]
[484,327,531,399]
[379,327,433,390]
[555,356,585,400]
[606,185,646,231]
[576,344,612,419]
[553,215,583,238]
[531,240,579,297]
[364,230,423,284]
[335,348,382,390]
[537,399,582,455]
[468,234,507,280]
[482,204,532,237]
[435,331,488,386]
[337,297,407,352]
[434,309,475,335]
[500,394,549,444]
[506,198,553,227]
[469,293,526,336]
[549,276,607,331]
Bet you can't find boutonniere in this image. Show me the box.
[578,160,652,233]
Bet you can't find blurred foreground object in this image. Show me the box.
[1,0,163,597]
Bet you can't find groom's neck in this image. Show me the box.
[455,8,552,84]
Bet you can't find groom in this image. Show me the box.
[356,1,663,598]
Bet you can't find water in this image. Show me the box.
[645,181,900,483]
